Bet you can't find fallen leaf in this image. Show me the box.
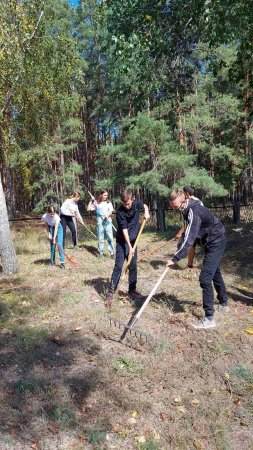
[132,410,138,417]
[31,444,39,450]
[128,417,137,425]
[154,433,160,441]
[193,439,205,450]
[51,335,63,345]
[73,327,82,331]
[48,421,59,434]
[244,329,253,335]
[135,435,146,444]
[250,310,253,313]
[224,372,230,380]
[177,406,186,413]
[174,396,181,403]
[113,423,120,432]
[160,412,170,421]
[191,398,200,405]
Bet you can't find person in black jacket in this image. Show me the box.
[167,189,228,329]
[105,190,150,308]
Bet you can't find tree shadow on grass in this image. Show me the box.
[228,290,253,307]
[84,277,109,296]
[33,258,50,265]
[149,259,166,270]
[80,244,98,257]
[0,325,105,443]
[128,292,199,313]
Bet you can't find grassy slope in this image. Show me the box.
[0,222,252,450]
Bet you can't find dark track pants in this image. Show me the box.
[109,240,137,294]
[60,214,77,247]
[199,236,228,318]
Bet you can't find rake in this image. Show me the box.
[138,236,176,263]
[75,216,97,239]
[110,266,170,343]
[114,218,147,297]
[50,239,81,268]
[84,184,117,232]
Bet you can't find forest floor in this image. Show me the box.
[0,221,253,450]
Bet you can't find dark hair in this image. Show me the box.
[183,185,195,196]
[120,189,133,202]
[98,190,108,202]
[47,206,55,213]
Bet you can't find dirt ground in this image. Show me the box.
[0,221,252,450]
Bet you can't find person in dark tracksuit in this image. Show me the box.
[175,186,203,268]
[167,189,228,329]
[105,190,150,308]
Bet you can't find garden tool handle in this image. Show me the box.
[131,266,169,327]
[126,218,147,269]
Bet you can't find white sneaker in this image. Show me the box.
[192,317,216,329]
[217,304,230,312]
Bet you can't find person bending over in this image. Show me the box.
[60,192,84,248]
[167,189,228,329]
[41,206,65,268]
[175,185,203,268]
[105,190,150,307]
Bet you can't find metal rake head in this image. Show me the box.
[109,316,151,342]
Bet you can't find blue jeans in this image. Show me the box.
[97,217,114,255]
[199,236,227,318]
[49,223,64,264]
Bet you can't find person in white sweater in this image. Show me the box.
[60,192,84,248]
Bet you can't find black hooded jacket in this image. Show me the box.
[172,198,225,263]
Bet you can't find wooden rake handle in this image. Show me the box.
[120,266,169,342]
[76,216,97,239]
[125,218,147,272]
[138,236,176,263]
[51,240,81,268]
[87,189,117,232]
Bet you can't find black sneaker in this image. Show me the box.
[60,263,65,269]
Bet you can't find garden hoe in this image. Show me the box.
[109,266,170,344]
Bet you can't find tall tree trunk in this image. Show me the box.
[0,174,18,274]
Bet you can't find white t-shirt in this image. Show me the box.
[90,201,114,222]
[60,199,82,221]
[41,213,61,227]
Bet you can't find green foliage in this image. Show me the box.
[96,112,225,198]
